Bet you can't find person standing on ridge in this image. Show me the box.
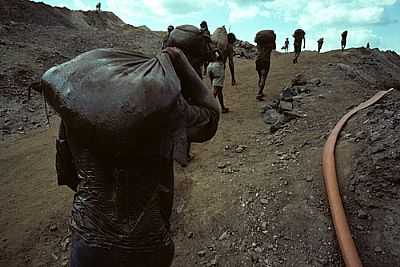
[162,25,174,49]
[317,37,324,53]
[284,38,289,53]
[96,2,101,12]
[293,29,305,64]
[341,30,348,52]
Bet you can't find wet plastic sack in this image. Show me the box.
[41,48,181,149]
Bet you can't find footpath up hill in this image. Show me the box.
[1,1,400,267]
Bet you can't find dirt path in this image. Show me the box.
[0,50,397,267]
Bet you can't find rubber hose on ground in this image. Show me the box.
[322,88,394,267]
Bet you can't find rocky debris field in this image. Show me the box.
[341,89,400,267]
[1,1,400,267]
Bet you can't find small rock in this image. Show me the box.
[260,198,268,205]
[375,246,383,253]
[261,222,267,229]
[208,257,218,266]
[217,162,230,169]
[187,232,194,239]
[218,231,229,241]
[357,210,368,219]
[51,252,58,261]
[49,225,58,232]
[306,176,313,182]
[235,145,247,153]
[255,247,263,253]
[61,260,69,267]
[310,78,321,86]
[197,250,206,257]
[28,107,35,112]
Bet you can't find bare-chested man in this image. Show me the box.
[254,30,276,100]
[293,29,305,64]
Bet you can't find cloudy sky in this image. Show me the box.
[36,0,400,53]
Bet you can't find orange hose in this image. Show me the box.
[322,88,394,267]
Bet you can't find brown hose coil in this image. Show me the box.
[322,88,394,267]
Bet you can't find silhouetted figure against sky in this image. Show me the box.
[96,2,101,12]
[293,29,305,64]
[161,25,174,49]
[283,38,289,53]
[317,38,324,53]
[254,30,276,101]
[341,30,348,52]
[366,42,370,49]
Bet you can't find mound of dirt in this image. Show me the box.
[341,89,400,266]
[0,0,162,139]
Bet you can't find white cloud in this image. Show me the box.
[227,2,259,22]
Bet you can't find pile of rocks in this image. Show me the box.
[261,74,314,132]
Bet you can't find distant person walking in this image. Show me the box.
[317,38,324,53]
[366,42,370,49]
[283,38,289,53]
[224,32,237,86]
[254,30,276,101]
[341,30,348,52]
[161,25,174,49]
[96,2,101,12]
[207,49,229,113]
[293,29,305,64]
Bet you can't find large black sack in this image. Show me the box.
[255,30,276,49]
[41,48,182,150]
[165,25,211,74]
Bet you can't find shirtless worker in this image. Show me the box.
[317,37,324,53]
[225,32,237,86]
[341,30,348,52]
[292,29,305,64]
[45,25,219,267]
[208,49,229,113]
[254,30,276,101]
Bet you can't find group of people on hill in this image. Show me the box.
[286,30,349,59]
[43,16,362,267]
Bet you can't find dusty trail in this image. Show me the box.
[1,50,399,267]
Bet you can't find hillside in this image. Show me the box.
[1,1,400,267]
[0,0,163,138]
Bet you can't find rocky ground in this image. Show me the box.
[1,1,400,267]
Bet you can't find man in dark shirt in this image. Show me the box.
[293,29,305,64]
[56,49,219,267]
[254,30,276,100]
[341,30,348,52]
